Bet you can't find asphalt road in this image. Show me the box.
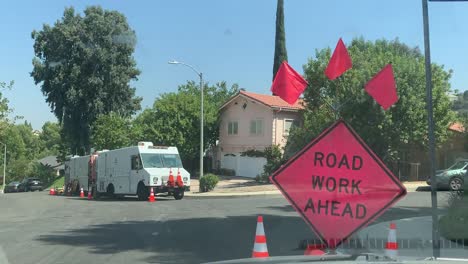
[0,190,453,264]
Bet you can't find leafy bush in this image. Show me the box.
[263,145,285,174]
[255,145,286,183]
[255,174,270,183]
[440,191,468,244]
[199,174,219,192]
[240,149,265,157]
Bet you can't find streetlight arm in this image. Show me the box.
[168,60,202,78]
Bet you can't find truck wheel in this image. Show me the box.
[106,184,115,198]
[174,190,184,200]
[137,183,149,201]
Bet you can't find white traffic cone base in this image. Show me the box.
[252,216,269,258]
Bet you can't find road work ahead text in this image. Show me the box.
[303,152,367,219]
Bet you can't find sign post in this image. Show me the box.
[271,120,406,249]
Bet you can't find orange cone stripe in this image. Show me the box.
[307,244,326,249]
[252,251,269,258]
[255,235,266,243]
[386,242,398,250]
[304,248,326,256]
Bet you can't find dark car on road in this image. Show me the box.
[4,181,21,193]
[18,178,43,192]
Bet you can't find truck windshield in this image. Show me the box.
[141,153,182,168]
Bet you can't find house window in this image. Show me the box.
[284,119,299,135]
[284,119,294,135]
[228,121,238,135]
[250,119,263,136]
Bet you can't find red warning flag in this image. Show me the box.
[365,64,398,110]
[270,61,308,105]
[325,38,352,80]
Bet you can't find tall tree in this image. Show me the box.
[39,122,62,154]
[285,38,456,163]
[134,81,238,173]
[463,91,468,101]
[272,0,288,81]
[91,113,132,150]
[31,6,141,155]
[16,122,42,160]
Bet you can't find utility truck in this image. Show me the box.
[64,142,190,200]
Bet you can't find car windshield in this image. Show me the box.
[448,161,468,170]
[3,1,468,263]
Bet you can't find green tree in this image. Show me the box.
[463,91,468,101]
[31,6,141,155]
[285,38,456,162]
[16,122,43,160]
[134,81,238,173]
[0,81,13,123]
[272,0,288,80]
[91,113,132,150]
[39,122,62,154]
[0,125,28,182]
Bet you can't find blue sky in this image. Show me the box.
[0,0,467,129]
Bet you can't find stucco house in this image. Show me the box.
[213,90,303,178]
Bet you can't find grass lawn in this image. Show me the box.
[46,176,64,189]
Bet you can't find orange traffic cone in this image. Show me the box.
[49,187,55,195]
[385,223,398,259]
[252,216,269,258]
[176,169,184,187]
[304,243,326,256]
[167,168,175,187]
[87,188,93,200]
[80,187,84,198]
[148,187,155,202]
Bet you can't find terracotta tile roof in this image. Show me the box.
[220,90,304,110]
[449,122,465,133]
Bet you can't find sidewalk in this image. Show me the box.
[185,177,427,199]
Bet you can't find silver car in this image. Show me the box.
[426,159,468,191]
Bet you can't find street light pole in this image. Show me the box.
[168,60,204,179]
[199,72,204,179]
[422,0,439,258]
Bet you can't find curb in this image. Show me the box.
[184,192,283,199]
[184,185,426,199]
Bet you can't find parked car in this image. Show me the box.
[18,178,43,192]
[4,181,21,193]
[426,159,468,191]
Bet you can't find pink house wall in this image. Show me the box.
[218,97,273,154]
